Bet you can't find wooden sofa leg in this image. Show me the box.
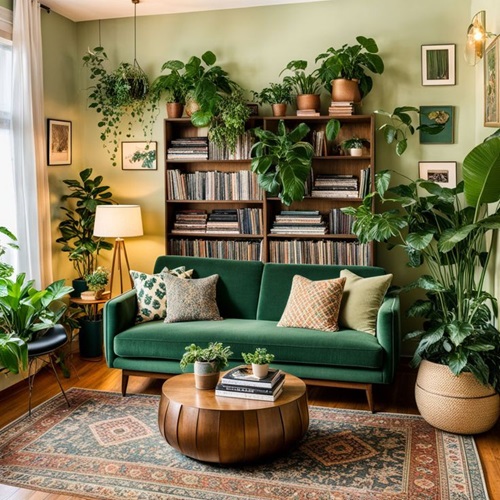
[122,371,129,396]
[366,384,374,413]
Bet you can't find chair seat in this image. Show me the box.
[27,325,67,357]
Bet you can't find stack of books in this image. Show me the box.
[206,209,240,234]
[329,208,355,234]
[167,137,209,160]
[270,210,327,235]
[311,174,359,198]
[328,101,359,117]
[296,109,320,117]
[171,210,208,234]
[216,365,285,401]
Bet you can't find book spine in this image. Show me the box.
[215,388,282,401]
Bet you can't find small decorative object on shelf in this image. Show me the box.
[241,348,275,378]
[84,266,110,300]
[180,342,233,390]
[341,137,368,157]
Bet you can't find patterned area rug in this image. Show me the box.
[0,388,488,499]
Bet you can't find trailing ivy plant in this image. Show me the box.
[83,46,159,166]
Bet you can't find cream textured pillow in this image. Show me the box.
[130,266,193,323]
[163,273,222,323]
[277,275,346,332]
[338,269,393,335]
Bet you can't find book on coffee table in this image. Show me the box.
[215,379,285,401]
[221,365,284,389]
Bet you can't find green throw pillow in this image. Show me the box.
[338,269,393,335]
[130,266,193,323]
[163,273,222,323]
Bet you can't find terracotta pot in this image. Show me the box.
[296,94,321,111]
[166,102,184,119]
[252,363,269,379]
[331,79,361,103]
[194,361,220,390]
[272,103,287,117]
[415,359,500,434]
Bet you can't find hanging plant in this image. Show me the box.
[83,46,159,166]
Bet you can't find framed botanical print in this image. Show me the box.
[419,161,457,188]
[121,141,158,170]
[47,119,72,165]
[484,36,500,127]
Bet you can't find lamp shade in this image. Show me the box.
[93,205,143,238]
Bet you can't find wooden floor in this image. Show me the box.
[0,356,499,499]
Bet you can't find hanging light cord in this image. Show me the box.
[133,1,138,65]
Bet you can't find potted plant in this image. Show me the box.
[252,82,293,117]
[83,266,110,300]
[242,347,275,378]
[316,36,384,102]
[180,342,233,389]
[56,168,114,296]
[342,132,500,434]
[341,137,368,156]
[250,118,340,205]
[82,46,159,166]
[280,60,323,111]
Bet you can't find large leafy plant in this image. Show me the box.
[343,134,500,390]
[57,168,114,278]
[250,119,340,206]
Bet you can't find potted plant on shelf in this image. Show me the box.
[83,266,110,300]
[180,342,233,390]
[316,36,384,102]
[279,60,323,111]
[56,168,114,297]
[242,348,275,378]
[82,46,159,166]
[341,137,368,156]
[252,82,294,117]
[250,118,340,205]
[342,132,500,434]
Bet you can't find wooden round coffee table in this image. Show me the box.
[158,372,309,464]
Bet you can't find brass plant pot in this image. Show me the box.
[272,103,287,117]
[166,102,184,119]
[185,99,200,117]
[331,78,361,103]
[296,94,321,111]
[415,359,500,434]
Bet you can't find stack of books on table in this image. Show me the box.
[216,365,285,401]
[311,174,359,198]
[167,137,209,160]
[270,210,327,235]
[328,101,359,117]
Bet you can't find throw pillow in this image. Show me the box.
[163,273,222,323]
[130,266,193,323]
[277,274,346,332]
[338,269,393,335]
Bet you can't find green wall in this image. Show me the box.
[0,0,12,11]
[42,0,491,343]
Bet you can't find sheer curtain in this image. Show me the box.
[10,0,53,287]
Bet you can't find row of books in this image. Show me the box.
[215,365,285,401]
[169,238,263,261]
[269,239,372,265]
[205,209,262,235]
[328,101,360,117]
[270,210,328,235]
[209,131,255,160]
[311,174,359,199]
[167,169,263,201]
[329,208,355,234]
[167,137,209,160]
[311,130,327,157]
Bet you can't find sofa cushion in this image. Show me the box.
[113,318,383,370]
[257,263,388,321]
[130,266,193,323]
[164,273,222,323]
[277,275,345,332]
[339,269,393,335]
[154,256,264,319]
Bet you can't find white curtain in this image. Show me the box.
[11,0,52,287]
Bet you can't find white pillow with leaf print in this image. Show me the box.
[130,266,193,323]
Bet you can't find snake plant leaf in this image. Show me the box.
[438,225,476,253]
[463,136,500,206]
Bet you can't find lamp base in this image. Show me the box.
[109,238,134,297]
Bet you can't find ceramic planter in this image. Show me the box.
[349,148,363,157]
[251,363,269,379]
[296,94,320,111]
[194,361,220,390]
[166,102,184,118]
[415,359,500,434]
[272,103,287,117]
[331,78,361,103]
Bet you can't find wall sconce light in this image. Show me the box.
[465,11,497,66]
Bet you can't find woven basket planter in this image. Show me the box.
[415,359,500,434]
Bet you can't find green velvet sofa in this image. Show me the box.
[103,255,400,412]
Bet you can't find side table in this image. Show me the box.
[70,297,107,360]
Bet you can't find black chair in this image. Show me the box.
[27,324,70,416]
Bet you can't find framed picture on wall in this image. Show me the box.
[419,105,454,144]
[419,161,457,188]
[421,44,456,86]
[484,36,500,127]
[47,119,72,165]
[121,141,158,170]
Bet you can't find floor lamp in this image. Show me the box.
[93,205,143,296]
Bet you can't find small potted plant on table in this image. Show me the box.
[242,348,275,379]
[180,342,233,390]
[83,266,110,300]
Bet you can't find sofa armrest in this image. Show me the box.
[103,289,137,368]
[376,294,401,384]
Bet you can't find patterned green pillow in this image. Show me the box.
[163,273,222,323]
[130,266,193,323]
